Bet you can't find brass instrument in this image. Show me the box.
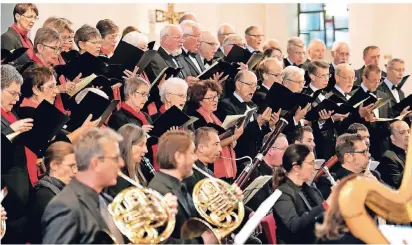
[1,187,8,240]
[321,165,337,186]
[339,126,412,244]
[108,171,176,244]
[180,164,245,243]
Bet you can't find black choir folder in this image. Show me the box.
[20,100,70,156]
[265,82,316,112]
[225,44,252,64]
[1,47,28,64]
[196,60,239,80]
[150,106,198,138]
[66,91,119,132]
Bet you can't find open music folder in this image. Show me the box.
[243,175,273,204]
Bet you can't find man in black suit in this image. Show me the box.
[327,41,351,91]
[215,23,235,60]
[42,128,126,244]
[148,130,218,244]
[198,31,219,70]
[317,133,381,199]
[180,20,206,78]
[244,25,264,54]
[378,58,409,117]
[252,57,283,108]
[247,132,288,211]
[283,37,306,68]
[355,46,387,87]
[146,24,189,81]
[377,120,409,189]
[215,70,272,174]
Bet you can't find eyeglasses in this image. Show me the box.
[98,155,122,163]
[41,83,58,91]
[219,32,235,36]
[135,91,150,98]
[271,146,288,151]
[21,14,39,21]
[246,34,265,38]
[106,34,120,41]
[167,35,185,41]
[337,74,357,82]
[365,76,380,84]
[61,35,75,42]
[185,34,201,39]
[62,163,77,171]
[42,44,62,54]
[350,148,369,156]
[389,67,407,74]
[87,40,103,45]
[239,81,259,89]
[4,89,21,98]
[168,92,187,99]
[314,73,332,79]
[267,72,282,79]
[293,51,306,56]
[201,41,219,47]
[203,95,220,101]
[285,79,305,85]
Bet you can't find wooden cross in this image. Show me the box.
[155,3,185,24]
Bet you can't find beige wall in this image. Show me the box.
[19,3,412,94]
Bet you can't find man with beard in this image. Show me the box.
[180,20,205,78]
[327,41,351,90]
[147,24,189,81]
[244,25,264,53]
[148,131,218,244]
[216,70,272,174]
[377,120,410,189]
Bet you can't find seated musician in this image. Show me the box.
[187,80,244,182]
[272,143,332,244]
[316,133,380,199]
[148,130,219,244]
[107,124,154,197]
[30,142,77,243]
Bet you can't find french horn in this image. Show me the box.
[180,164,244,244]
[107,171,176,244]
[339,125,412,243]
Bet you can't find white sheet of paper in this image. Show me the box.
[243,175,273,204]
[234,189,282,245]
[379,225,412,244]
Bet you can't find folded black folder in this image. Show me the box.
[150,106,191,138]
[1,47,28,64]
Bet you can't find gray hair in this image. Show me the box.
[124,77,149,100]
[122,31,148,48]
[387,58,405,69]
[75,88,109,104]
[287,37,305,50]
[1,64,23,90]
[160,24,180,41]
[281,65,305,82]
[159,77,188,103]
[74,128,123,171]
[217,23,235,36]
[335,63,354,77]
[222,34,242,47]
[308,38,326,50]
[179,20,199,35]
[331,41,349,52]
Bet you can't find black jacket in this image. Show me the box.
[146,46,189,81]
[148,172,203,244]
[1,27,32,66]
[180,49,205,77]
[41,178,110,244]
[215,94,271,174]
[273,178,325,244]
[377,80,406,118]
[30,176,66,243]
[107,107,152,131]
[377,144,406,189]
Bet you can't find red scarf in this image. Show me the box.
[1,108,38,186]
[159,104,166,114]
[121,102,149,125]
[10,24,34,60]
[100,47,112,57]
[31,54,66,114]
[147,102,158,116]
[197,107,237,178]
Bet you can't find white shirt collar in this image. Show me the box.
[360,83,369,92]
[161,46,172,56]
[262,83,271,91]
[334,85,347,96]
[246,44,255,53]
[309,83,320,93]
[182,47,189,54]
[286,57,294,66]
[384,77,396,90]
[233,91,245,103]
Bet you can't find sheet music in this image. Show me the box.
[67,73,97,97]
[234,189,282,245]
[222,115,246,130]
[243,175,273,204]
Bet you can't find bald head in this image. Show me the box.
[307,39,326,61]
[331,41,350,65]
[217,23,235,45]
[199,31,219,61]
[335,63,355,93]
[235,70,258,102]
[390,120,410,151]
[179,13,198,24]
